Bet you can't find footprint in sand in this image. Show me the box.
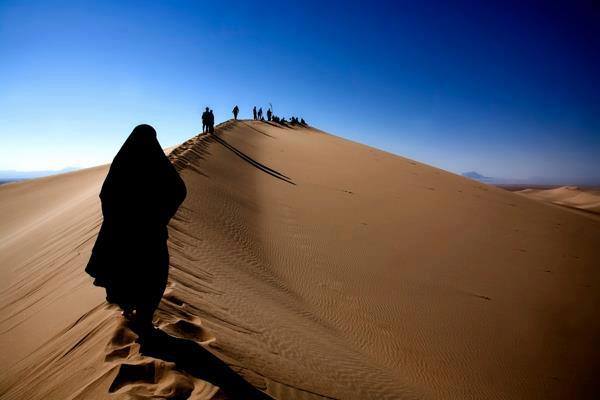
[105,320,220,399]
[104,321,139,362]
[109,358,219,399]
[164,291,186,307]
[161,318,216,344]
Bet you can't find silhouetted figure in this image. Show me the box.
[252,106,257,120]
[85,124,187,332]
[300,118,306,125]
[208,109,215,133]
[266,108,272,121]
[232,105,239,120]
[258,107,263,120]
[201,107,210,133]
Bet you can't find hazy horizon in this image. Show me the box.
[2,152,599,187]
[1,1,598,184]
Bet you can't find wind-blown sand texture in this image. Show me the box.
[517,186,600,217]
[1,120,599,399]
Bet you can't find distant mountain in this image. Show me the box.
[462,171,600,186]
[0,167,79,181]
[462,171,495,183]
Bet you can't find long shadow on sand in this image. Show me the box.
[136,328,272,399]
[241,121,276,138]
[210,134,295,185]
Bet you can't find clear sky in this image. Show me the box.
[1,0,598,183]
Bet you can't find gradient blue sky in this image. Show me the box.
[1,0,598,183]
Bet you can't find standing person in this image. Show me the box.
[266,108,272,121]
[201,107,210,133]
[209,109,215,133]
[85,124,187,333]
[252,106,257,120]
[258,107,263,120]
[232,105,239,120]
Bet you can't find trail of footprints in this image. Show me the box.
[104,286,219,399]
[104,131,265,399]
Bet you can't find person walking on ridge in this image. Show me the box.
[266,108,272,121]
[208,109,215,133]
[85,124,187,333]
[232,105,239,120]
[201,107,210,133]
[252,106,257,120]
[258,107,263,120]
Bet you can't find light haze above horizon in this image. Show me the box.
[1,0,598,184]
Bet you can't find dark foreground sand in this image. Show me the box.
[1,120,599,399]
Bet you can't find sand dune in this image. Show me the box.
[1,120,599,399]
[517,186,600,216]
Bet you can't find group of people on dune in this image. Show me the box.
[201,107,215,133]
[232,104,307,126]
[251,105,271,121]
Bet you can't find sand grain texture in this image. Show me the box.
[1,120,599,399]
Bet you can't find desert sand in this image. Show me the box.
[516,186,600,218]
[1,120,599,399]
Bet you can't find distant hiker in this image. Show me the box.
[201,107,210,133]
[85,124,187,333]
[300,118,306,125]
[253,106,257,120]
[267,108,272,121]
[258,107,263,120]
[232,105,239,120]
[208,109,215,133]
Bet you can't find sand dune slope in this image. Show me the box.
[1,120,599,399]
[518,186,600,216]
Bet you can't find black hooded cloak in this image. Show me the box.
[85,124,186,314]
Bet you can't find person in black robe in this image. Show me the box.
[85,124,187,332]
[208,109,215,133]
[202,107,210,133]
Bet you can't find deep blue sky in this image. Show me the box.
[1,0,598,183]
